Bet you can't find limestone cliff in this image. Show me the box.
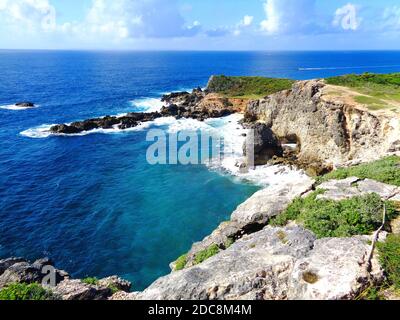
[245,80,400,170]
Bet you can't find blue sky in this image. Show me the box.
[1,0,400,50]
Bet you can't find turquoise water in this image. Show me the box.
[1,51,400,290]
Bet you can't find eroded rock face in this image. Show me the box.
[0,257,69,289]
[244,80,400,168]
[137,226,382,300]
[53,279,112,301]
[138,226,316,300]
[243,122,283,165]
[176,177,315,269]
[232,178,315,225]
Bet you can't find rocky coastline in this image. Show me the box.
[50,87,240,135]
[3,75,400,300]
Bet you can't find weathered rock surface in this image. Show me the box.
[53,279,112,300]
[0,257,69,289]
[244,80,400,169]
[137,226,382,300]
[231,178,314,225]
[289,236,383,300]
[98,276,132,292]
[317,177,400,201]
[176,177,315,269]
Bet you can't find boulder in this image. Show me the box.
[53,279,111,300]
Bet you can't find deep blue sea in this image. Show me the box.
[1,50,400,290]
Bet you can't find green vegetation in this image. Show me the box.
[175,254,188,271]
[354,95,388,110]
[317,156,400,187]
[224,237,235,249]
[0,283,54,301]
[326,73,400,110]
[207,75,295,99]
[82,277,99,286]
[194,244,220,265]
[378,234,400,290]
[270,192,398,238]
[356,285,387,300]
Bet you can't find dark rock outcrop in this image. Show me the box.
[243,122,283,165]
[50,87,237,135]
[15,102,35,108]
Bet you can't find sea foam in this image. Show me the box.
[0,104,39,110]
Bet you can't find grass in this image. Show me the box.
[354,95,389,110]
[82,277,99,286]
[326,72,400,110]
[270,192,398,238]
[193,244,220,265]
[317,156,400,187]
[174,254,188,271]
[207,75,295,99]
[0,283,55,301]
[377,234,400,290]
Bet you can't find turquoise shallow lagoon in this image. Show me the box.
[1,51,400,289]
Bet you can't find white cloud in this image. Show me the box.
[260,0,317,35]
[233,15,254,36]
[0,0,56,32]
[241,15,254,27]
[333,3,361,31]
[382,6,400,31]
[78,0,201,39]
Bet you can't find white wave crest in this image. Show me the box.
[1,104,39,110]
[130,98,164,113]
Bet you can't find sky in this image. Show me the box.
[1,0,400,50]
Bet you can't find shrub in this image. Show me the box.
[378,234,400,289]
[207,75,294,99]
[317,156,400,187]
[271,193,398,238]
[194,244,220,265]
[82,277,99,286]
[174,254,188,271]
[0,283,54,301]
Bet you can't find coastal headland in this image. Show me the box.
[2,73,400,300]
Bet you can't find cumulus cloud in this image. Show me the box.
[333,3,361,31]
[260,0,317,35]
[79,0,201,39]
[233,15,254,36]
[0,0,56,32]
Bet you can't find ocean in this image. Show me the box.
[1,50,400,290]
